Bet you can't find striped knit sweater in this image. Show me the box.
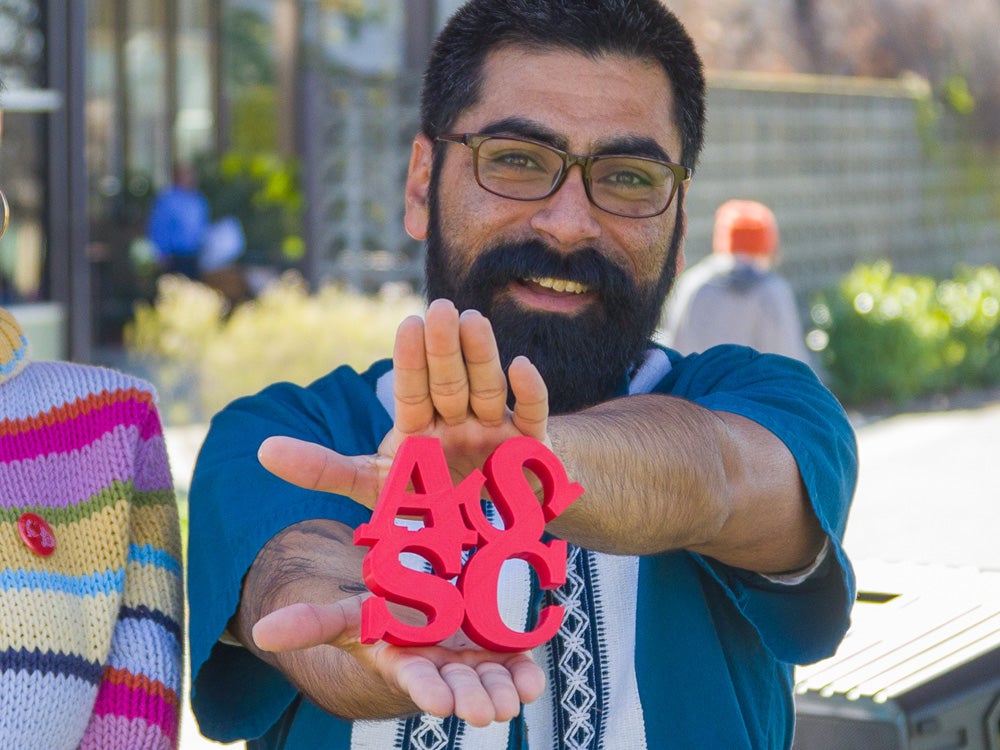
[1,307,183,749]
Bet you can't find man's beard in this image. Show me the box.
[424,210,683,415]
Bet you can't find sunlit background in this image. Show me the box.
[1,3,998,748]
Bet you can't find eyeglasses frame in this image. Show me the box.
[435,132,692,219]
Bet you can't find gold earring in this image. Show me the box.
[0,189,9,239]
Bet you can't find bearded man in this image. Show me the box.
[187,2,857,748]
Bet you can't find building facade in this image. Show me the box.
[1,1,997,365]
[0,0,453,362]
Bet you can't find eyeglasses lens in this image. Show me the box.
[475,138,563,199]
[474,137,675,218]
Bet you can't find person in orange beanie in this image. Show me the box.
[659,199,811,361]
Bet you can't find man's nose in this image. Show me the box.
[529,165,602,251]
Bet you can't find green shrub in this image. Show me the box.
[810,262,1000,405]
[124,273,424,423]
[125,276,228,424]
[195,150,304,267]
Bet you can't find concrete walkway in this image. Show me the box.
[843,397,1000,572]
[167,390,1000,748]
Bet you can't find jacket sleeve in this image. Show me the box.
[187,366,392,743]
[662,346,858,664]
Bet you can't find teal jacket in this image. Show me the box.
[188,346,857,749]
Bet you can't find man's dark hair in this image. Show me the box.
[421,0,707,169]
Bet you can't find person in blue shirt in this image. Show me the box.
[146,162,210,278]
[187,2,858,748]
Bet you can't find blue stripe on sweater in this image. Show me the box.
[120,604,183,641]
[0,647,103,684]
[0,567,125,596]
[129,543,182,576]
[0,334,28,376]
[106,617,182,688]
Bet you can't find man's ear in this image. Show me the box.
[404,134,434,241]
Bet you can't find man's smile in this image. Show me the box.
[526,276,591,295]
[509,276,597,313]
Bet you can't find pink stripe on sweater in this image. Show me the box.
[91,679,178,742]
[79,713,174,750]
[0,396,161,463]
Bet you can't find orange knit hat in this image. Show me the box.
[712,199,779,257]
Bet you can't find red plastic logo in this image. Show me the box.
[354,435,582,651]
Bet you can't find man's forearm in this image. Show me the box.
[230,519,420,720]
[546,394,825,573]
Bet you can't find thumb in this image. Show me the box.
[258,436,381,507]
[253,597,366,652]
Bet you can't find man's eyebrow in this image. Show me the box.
[476,118,675,163]
[478,117,567,149]
[592,135,674,163]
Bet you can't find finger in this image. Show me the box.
[258,436,383,508]
[476,662,522,722]
[505,653,547,705]
[252,598,362,652]
[394,314,434,434]
[424,299,470,426]
[388,650,456,718]
[459,309,508,427]
[440,662,496,727]
[508,356,549,441]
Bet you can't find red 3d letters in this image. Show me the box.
[354,435,582,652]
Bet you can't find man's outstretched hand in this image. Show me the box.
[250,299,552,724]
[257,298,550,510]
[252,594,545,727]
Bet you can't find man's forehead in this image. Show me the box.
[457,44,681,159]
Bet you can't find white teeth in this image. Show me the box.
[529,277,590,294]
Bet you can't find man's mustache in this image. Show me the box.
[461,240,638,303]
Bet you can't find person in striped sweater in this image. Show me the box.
[0,305,184,749]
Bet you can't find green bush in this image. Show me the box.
[124,273,424,424]
[810,261,1000,405]
[195,151,304,267]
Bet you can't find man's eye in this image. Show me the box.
[491,151,542,170]
[603,170,653,188]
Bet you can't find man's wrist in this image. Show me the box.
[759,538,831,586]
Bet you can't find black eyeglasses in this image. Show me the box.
[436,133,691,219]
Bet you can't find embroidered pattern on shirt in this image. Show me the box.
[548,544,605,748]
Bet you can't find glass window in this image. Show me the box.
[319,1,401,75]
[125,0,168,186]
[86,0,122,227]
[221,0,277,152]
[176,0,212,162]
[0,2,49,305]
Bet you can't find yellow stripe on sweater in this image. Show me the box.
[2,502,181,576]
[123,560,184,620]
[0,588,119,660]
[0,502,130,577]
[130,503,183,561]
